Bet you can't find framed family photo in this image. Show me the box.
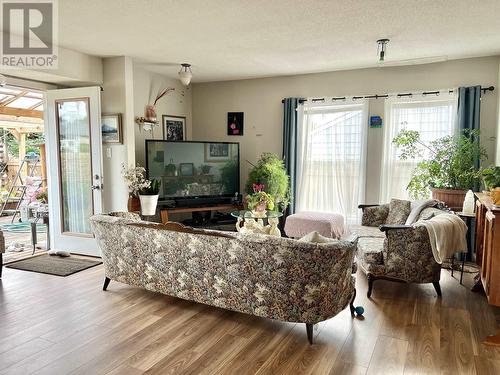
[101,113,123,144]
[163,115,186,141]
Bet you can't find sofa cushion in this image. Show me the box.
[386,199,411,225]
[357,237,384,265]
[361,204,389,227]
[349,225,385,238]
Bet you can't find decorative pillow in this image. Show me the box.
[298,231,336,243]
[361,204,389,226]
[385,199,412,225]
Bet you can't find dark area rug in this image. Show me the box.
[6,255,102,276]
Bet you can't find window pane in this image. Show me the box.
[380,95,457,201]
[56,99,93,234]
[297,102,367,224]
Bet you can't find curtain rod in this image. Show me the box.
[282,86,495,103]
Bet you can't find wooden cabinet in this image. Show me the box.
[474,193,500,346]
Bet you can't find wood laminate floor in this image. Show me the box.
[1,264,500,374]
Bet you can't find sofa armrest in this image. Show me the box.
[379,224,413,232]
[380,225,441,283]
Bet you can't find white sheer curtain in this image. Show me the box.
[380,91,458,202]
[296,99,368,224]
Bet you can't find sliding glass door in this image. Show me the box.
[296,100,368,224]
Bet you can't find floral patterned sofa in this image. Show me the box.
[350,200,449,298]
[90,213,359,344]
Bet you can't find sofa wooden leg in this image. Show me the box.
[350,288,357,317]
[433,281,442,297]
[103,277,111,291]
[367,274,374,298]
[306,323,314,345]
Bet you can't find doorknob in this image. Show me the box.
[91,185,101,190]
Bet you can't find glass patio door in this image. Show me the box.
[45,87,103,256]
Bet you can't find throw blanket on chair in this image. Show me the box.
[414,213,467,264]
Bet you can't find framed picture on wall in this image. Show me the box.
[227,112,244,135]
[101,113,123,144]
[204,143,231,162]
[163,115,186,141]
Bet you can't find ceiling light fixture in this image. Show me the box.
[377,39,390,62]
[179,63,192,86]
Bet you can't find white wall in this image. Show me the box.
[192,56,500,203]
[133,66,193,167]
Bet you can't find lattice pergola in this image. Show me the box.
[0,86,44,176]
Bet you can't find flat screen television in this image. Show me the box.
[146,140,240,204]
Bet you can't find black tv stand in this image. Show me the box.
[159,203,243,223]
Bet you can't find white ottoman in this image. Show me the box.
[284,211,346,239]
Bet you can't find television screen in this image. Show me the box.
[146,140,240,199]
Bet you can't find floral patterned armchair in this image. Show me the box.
[354,202,447,298]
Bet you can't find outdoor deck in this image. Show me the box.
[1,214,47,264]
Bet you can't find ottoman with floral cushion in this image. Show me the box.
[90,213,360,344]
[284,211,346,239]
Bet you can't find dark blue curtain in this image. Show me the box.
[457,86,481,171]
[457,86,481,134]
[282,98,302,215]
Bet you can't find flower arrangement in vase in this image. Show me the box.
[245,183,274,218]
[122,165,151,212]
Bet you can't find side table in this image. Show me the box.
[454,211,476,284]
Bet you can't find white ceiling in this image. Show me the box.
[59,0,500,82]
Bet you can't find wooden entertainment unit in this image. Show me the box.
[160,204,243,224]
[474,192,500,346]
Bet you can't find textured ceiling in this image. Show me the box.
[58,0,500,82]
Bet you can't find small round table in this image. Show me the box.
[231,210,283,237]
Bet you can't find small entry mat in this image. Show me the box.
[6,254,102,276]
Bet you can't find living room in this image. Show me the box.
[1,1,500,374]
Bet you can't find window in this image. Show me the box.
[296,100,368,224]
[380,93,458,202]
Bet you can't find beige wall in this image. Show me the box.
[496,62,500,164]
[0,43,103,86]
[192,56,500,203]
[101,56,135,212]
[133,66,193,167]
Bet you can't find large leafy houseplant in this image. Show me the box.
[245,153,290,211]
[392,129,487,199]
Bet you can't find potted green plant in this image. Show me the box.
[245,153,290,211]
[392,129,487,210]
[139,179,160,216]
[482,166,500,191]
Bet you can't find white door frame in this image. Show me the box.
[45,86,103,256]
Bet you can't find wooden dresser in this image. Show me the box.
[474,192,500,346]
